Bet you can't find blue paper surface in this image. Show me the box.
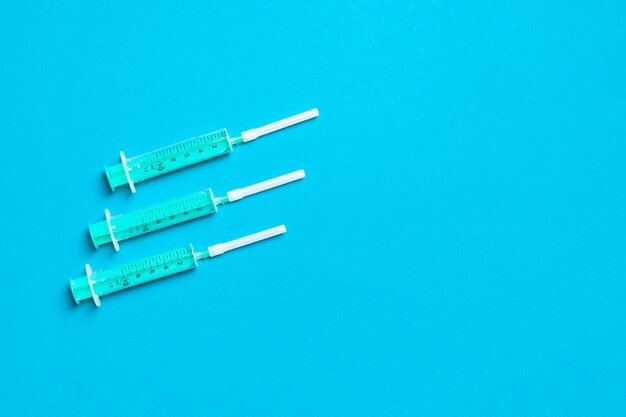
[0,2,625,416]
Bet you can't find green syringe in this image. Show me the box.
[105,108,318,192]
[89,169,304,251]
[70,225,287,307]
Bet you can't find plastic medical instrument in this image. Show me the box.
[105,108,318,192]
[89,170,304,251]
[70,225,287,306]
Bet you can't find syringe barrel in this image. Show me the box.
[105,128,233,191]
[69,244,199,304]
[89,189,218,248]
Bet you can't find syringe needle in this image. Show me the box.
[225,169,305,202]
[239,108,319,143]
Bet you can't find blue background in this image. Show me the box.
[1,1,625,416]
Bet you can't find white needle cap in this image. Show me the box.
[226,170,305,202]
[207,225,287,257]
[240,108,319,142]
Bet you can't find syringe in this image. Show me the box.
[70,225,286,307]
[105,108,319,192]
[89,169,304,251]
